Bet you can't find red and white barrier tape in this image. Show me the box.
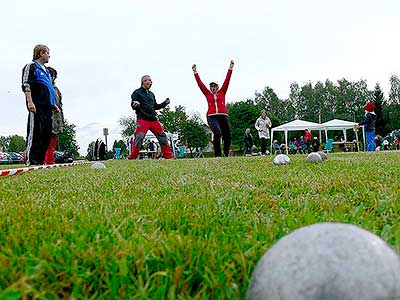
[0,161,87,178]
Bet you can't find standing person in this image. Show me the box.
[128,75,174,160]
[192,60,234,157]
[21,44,58,166]
[357,101,376,152]
[255,109,272,155]
[304,129,312,153]
[244,128,253,156]
[44,67,64,164]
[312,136,320,152]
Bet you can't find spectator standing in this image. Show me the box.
[304,129,312,153]
[44,67,64,164]
[254,109,272,155]
[22,44,58,165]
[244,128,253,156]
[357,101,376,152]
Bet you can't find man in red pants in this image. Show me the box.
[128,75,174,159]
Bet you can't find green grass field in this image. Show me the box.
[1,152,400,299]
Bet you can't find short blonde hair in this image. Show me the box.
[33,44,49,60]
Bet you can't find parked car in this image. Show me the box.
[9,152,24,164]
[0,152,11,165]
[54,151,73,163]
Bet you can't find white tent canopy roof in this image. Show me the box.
[272,119,325,132]
[322,119,357,130]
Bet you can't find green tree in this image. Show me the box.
[119,116,136,139]
[373,83,386,135]
[159,105,188,133]
[0,136,11,151]
[86,141,95,160]
[300,82,320,122]
[8,135,25,152]
[227,99,262,150]
[389,74,400,105]
[113,139,128,157]
[383,105,400,133]
[288,82,303,119]
[255,86,294,123]
[57,120,80,158]
[180,114,209,154]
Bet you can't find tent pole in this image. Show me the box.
[271,130,274,154]
[354,126,360,153]
[285,130,288,155]
[363,127,366,151]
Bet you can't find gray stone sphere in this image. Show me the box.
[273,154,291,165]
[91,162,106,169]
[318,151,328,160]
[307,152,323,163]
[246,222,400,300]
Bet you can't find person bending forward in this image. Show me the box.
[128,75,174,160]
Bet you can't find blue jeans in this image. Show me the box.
[366,131,376,151]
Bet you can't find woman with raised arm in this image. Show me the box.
[192,60,234,157]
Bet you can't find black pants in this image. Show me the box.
[260,137,267,154]
[26,107,52,165]
[207,115,231,157]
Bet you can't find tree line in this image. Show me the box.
[0,120,80,157]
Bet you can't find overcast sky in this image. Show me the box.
[1,0,399,155]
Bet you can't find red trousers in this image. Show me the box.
[44,134,57,164]
[129,119,174,159]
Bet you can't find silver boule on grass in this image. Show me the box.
[246,222,400,300]
[318,151,328,160]
[273,154,290,165]
[91,162,106,169]
[307,152,322,163]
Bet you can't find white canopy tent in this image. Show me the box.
[270,120,326,154]
[322,119,366,151]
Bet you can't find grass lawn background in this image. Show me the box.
[1,152,400,299]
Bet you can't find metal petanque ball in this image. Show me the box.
[318,151,328,160]
[91,162,106,169]
[273,154,290,165]
[307,152,322,163]
[246,222,400,300]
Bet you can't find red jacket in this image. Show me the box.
[304,131,312,142]
[194,69,232,116]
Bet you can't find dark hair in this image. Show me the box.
[47,67,57,77]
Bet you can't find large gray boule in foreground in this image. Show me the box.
[273,154,290,165]
[318,151,328,160]
[307,152,322,163]
[91,162,106,169]
[247,222,400,300]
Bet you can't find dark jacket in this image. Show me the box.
[131,87,168,121]
[21,61,55,108]
[244,133,253,149]
[312,138,320,152]
[52,85,64,134]
[359,112,376,132]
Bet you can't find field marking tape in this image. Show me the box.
[0,161,89,178]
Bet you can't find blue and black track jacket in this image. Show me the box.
[21,61,55,108]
